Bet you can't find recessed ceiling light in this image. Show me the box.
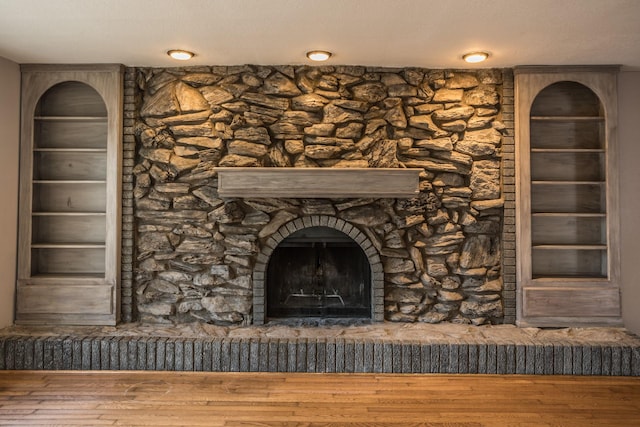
[463,51,489,64]
[167,49,195,60]
[306,50,332,61]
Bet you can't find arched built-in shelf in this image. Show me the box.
[515,67,621,327]
[17,65,123,325]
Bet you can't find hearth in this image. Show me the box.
[266,227,371,320]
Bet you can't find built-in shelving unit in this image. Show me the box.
[16,65,123,325]
[515,66,621,327]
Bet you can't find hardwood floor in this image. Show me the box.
[0,371,639,426]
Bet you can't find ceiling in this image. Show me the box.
[1,0,640,70]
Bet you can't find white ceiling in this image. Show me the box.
[1,0,640,70]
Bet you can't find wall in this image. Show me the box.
[0,57,20,328]
[130,66,509,326]
[619,71,640,335]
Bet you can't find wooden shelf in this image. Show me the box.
[532,244,607,250]
[531,148,604,153]
[530,116,604,122]
[215,167,422,198]
[34,116,107,122]
[34,148,107,153]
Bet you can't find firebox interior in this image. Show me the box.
[266,226,371,320]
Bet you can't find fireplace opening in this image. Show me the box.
[266,226,372,320]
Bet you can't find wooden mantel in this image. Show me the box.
[214,167,422,198]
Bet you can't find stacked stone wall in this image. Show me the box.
[132,65,507,326]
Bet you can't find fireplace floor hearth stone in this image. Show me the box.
[1,323,638,375]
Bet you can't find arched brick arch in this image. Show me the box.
[252,215,384,324]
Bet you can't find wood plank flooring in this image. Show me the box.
[0,371,639,426]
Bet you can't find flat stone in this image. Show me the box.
[263,72,302,96]
[228,140,269,158]
[464,87,500,106]
[291,93,330,111]
[323,103,363,124]
[432,106,475,122]
[351,82,387,103]
[433,88,463,103]
[340,205,390,226]
[234,127,271,145]
[455,140,496,157]
[470,160,501,200]
[200,86,234,105]
[218,154,261,167]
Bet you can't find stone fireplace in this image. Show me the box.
[129,65,508,327]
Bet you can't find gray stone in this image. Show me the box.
[414,137,453,151]
[234,127,271,145]
[340,205,390,226]
[192,186,223,208]
[305,123,336,136]
[219,154,261,167]
[459,235,496,269]
[228,140,269,158]
[138,302,174,316]
[305,145,343,159]
[263,72,302,96]
[351,82,387,103]
[208,202,245,224]
[202,295,252,315]
[148,279,180,294]
[284,139,305,154]
[139,148,172,163]
[470,160,501,200]
[141,81,209,118]
[291,93,330,111]
[210,265,231,279]
[336,123,365,139]
[455,140,496,157]
[433,88,463,103]
[427,258,449,278]
[240,92,290,111]
[200,86,234,105]
[323,103,363,124]
[460,300,503,318]
[440,120,467,132]
[258,210,298,238]
[333,99,369,112]
[446,73,479,89]
[385,287,424,304]
[138,232,173,252]
[408,115,441,133]
[384,258,415,274]
[464,87,500,106]
[432,106,475,122]
[176,137,223,149]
